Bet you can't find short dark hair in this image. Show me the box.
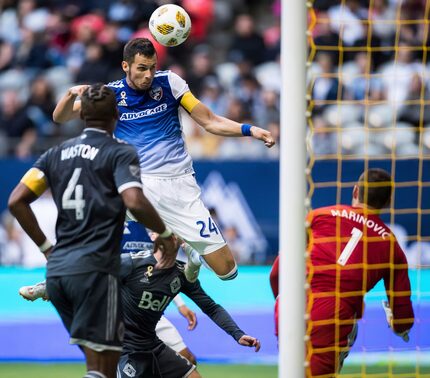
[81,84,117,123]
[123,38,156,64]
[358,168,392,209]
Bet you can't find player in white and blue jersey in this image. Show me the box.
[52,38,275,283]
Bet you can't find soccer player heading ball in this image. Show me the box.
[53,37,275,284]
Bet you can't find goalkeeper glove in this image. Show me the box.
[382,300,410,342]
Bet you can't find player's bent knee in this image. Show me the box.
[216,263,238,281]
[202,245,237,276]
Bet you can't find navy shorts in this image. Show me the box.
[47,272,123,352]
[118,343,195,378]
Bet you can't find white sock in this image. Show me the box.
[183,244,202,266]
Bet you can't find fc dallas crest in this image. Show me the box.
[149,87,163,101]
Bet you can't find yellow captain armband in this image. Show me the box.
[21,168,48,196]
[180,91,200,113]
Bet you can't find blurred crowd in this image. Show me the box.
[2,0,430,266]
[2,0,429,161]
[309,0,430,157]
[0,0,281,160]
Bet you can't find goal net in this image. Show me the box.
[306,1,430,376]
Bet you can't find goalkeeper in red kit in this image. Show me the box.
[270,168,414,377]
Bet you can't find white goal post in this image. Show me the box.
[279,0,307,377]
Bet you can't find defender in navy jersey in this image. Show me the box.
[53,37,275,284]
[121,216,198,364]
[118,246,261,378]
[9,84,176,378]
[19,217,198,366]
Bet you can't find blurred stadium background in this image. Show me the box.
[0,0,429,376]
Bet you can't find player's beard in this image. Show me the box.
[128,73,153,91]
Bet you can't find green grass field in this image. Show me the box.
[1,363,430,377]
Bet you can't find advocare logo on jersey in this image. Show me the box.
[120,103,167,121]
[138,291,170,312]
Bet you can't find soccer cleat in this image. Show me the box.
[182,243,202,283]
[19,281,49,301]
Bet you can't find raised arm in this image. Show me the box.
[183,92,275,148]
[182,278,260,351]
[53,85,88,123]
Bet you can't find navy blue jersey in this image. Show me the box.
[120,253,245,352]
[34,128,142,277]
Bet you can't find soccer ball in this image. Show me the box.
[149,4,192,47]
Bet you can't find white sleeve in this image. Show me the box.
[168,71,190,100]
[173,294,185,308]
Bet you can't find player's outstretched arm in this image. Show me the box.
[182,278,261,351]
[53,85,88,123]
[189,101,275,148]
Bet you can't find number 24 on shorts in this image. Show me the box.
[196,217,219,238]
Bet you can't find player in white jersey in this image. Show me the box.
[52,38,275,282]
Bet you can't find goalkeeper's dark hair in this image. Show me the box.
[123,38,156,64]
[80,84,117,125]
[358,168,392,209]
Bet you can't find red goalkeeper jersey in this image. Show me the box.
[307,205,414,332]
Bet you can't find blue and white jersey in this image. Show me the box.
[107,71,194,177]
[121,220,154,254]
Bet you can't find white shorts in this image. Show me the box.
[141,174,226,255]
[155,316,186,353]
